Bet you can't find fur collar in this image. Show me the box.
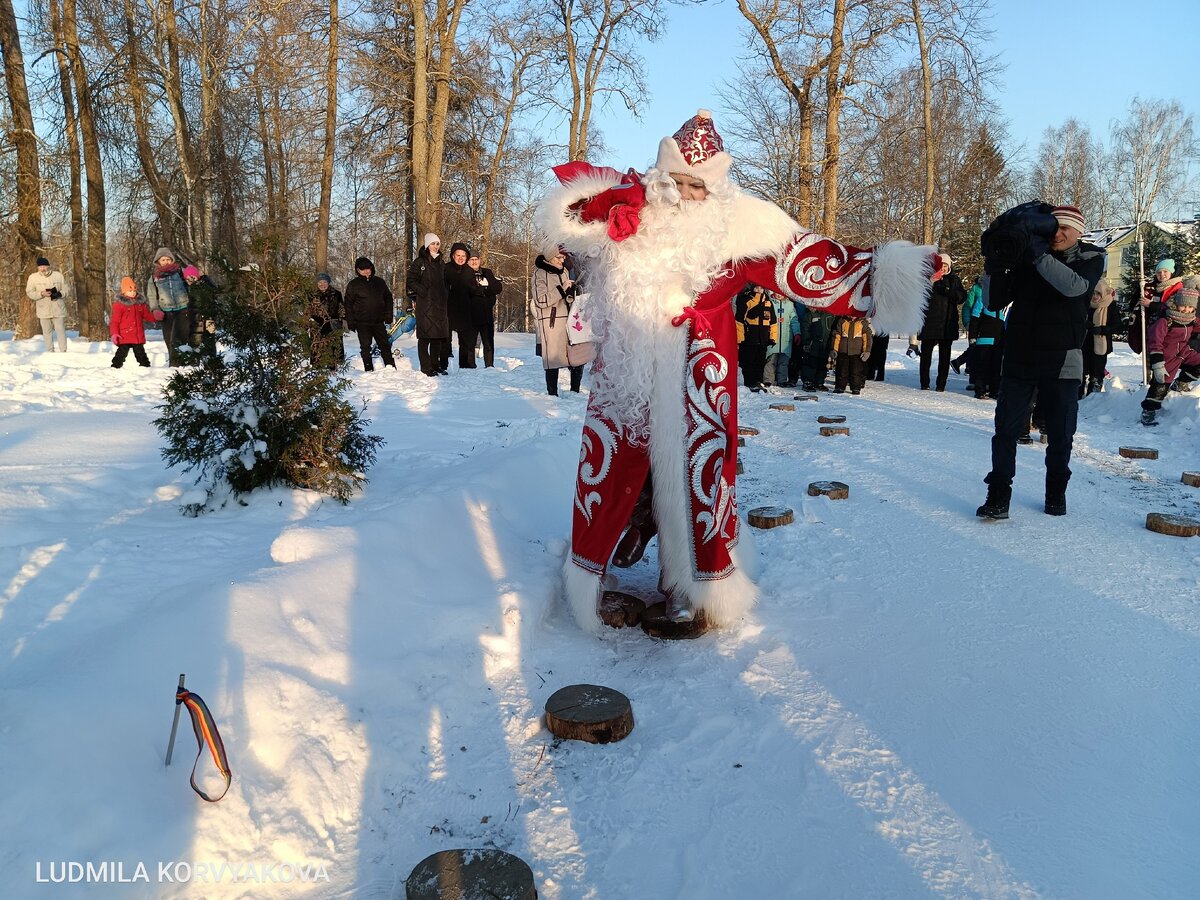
[535,255,565,275]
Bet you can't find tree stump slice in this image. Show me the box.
[599,591,646,628]
[817,415,847,424]
[807,480,850,500]
[736,459,745,476]
[544,684,634,744]
[405,849,537,900]
[820,426,850,436]
[748,505,794,528]
[769,403,795,412]
[640,602,711,639]
[1039,433,1048,444]
[1119,446,1158,460]
[1181,472,1200,488]
[737,425,759,436]
[1146,513,1200,537]
[794,394,819,401]
[737,436,746,447]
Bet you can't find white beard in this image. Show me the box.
[587,174,737,442]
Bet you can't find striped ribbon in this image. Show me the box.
[176,689,232,802]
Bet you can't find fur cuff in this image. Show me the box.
[562,557,605,635]
[535,171,626,258]
[869,241,937,336]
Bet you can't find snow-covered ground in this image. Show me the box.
[1,329,1198,899]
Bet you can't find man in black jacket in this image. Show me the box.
[467,250,503,367]
[977,204,1105,519]
[343,256,396,371]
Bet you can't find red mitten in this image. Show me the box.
[153,309,165,321]
[111,334,121,345]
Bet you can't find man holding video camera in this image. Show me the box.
[976,203,1105,519]
[25,256,70,353]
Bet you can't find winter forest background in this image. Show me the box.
[1,0,1198,340]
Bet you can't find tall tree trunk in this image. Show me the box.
[820,0,846,237]
[315,0,338,273]
[123,0,173,246]
[912,0,935,246]
[159,0,199,256]
[410,0,432,235]
[269,80,290,262]
[254,78,278,252]
[797,75,815,230]
[50,0,86,334]
[0,0,45,338]
[63,0,106,340]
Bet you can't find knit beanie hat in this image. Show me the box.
[182,265,200,280]
[1155,258,1176,274]
[153,247,175,262]
[423,233,440,249]
[1167,276,1198,323]
[316,272,332,284]
[654,109,733,186]
[937,253,952,273]
[1051,205,1086,234]
[36,256,50,267]
[120,276,137,295]
[354,256,374,273]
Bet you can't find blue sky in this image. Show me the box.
[589,0,1200,211]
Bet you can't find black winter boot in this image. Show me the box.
[1045,475,1068,516]
[976,480,1011,520]
[612,476,657,568]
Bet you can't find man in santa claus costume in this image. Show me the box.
[538,109,935,633]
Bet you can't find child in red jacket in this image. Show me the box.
[110,276,163,368]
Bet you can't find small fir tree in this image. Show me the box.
[154,264,383,514]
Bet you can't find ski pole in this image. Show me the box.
[165,673,186,766]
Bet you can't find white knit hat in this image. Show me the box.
[423,233,440,249]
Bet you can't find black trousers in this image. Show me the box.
[356,323,395,370]
[471,303,496,367]
[739,344,769,389]
[1082,346,1108,384]
[161,309,192,366]
[989,376,1079,486]
[546,365,583,395]
[919,338,953,390]
[866,335,890,380]
[418,338,449,375]
[457,320,478,368]
[972,344,1001,397]
[112,343,151,367]
[834,354,867,391]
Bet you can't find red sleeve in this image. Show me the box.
[737,233,875,319]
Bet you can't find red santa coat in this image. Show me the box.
[539,165,934,633]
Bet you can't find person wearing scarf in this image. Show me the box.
[1139,277,1200,426]
[1082,278,1115,396]
[146,248,192,366]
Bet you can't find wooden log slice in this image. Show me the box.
[544,684,634,744]
[405,849,537,900]
[640,602,711,640]
[736,459,745,476]
[1182,472,1200,488]
[817,415,847,424]
[748,505,794,528]
[793,394,819,401]
[737,436,746,447]
[1039,433,1048,444]
[819,426,850,436]
[1119,446,1158,460]
[737,425,759,436]
[807,480,850,500]
[599,591,646,629]
[1145,513,1200,537]
[769,403,795,412]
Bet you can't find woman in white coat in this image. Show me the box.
[532,247,593,395]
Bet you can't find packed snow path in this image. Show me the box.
[1,332,1197,899]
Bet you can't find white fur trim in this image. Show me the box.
[654,137,733,187]
[562,556,604,635]
[535,171,626,259]
[722,195,804,264]
[649,323,758,628]
[869,241,937,336]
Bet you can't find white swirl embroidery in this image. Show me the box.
[684,334,735,545]
[575,411,619,524]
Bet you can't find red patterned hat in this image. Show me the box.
[654,109,733,185]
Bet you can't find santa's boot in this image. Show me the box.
[1140,408,1159,427]
[612,477,656,568]
[975,477,1011,520]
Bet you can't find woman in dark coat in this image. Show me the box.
[467,250,503,367]
[918,253,966,390]
[444,241,476,368]
[307,273,346,369]
[406,234,451,375]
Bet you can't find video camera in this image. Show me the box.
[979,200,1059,274]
